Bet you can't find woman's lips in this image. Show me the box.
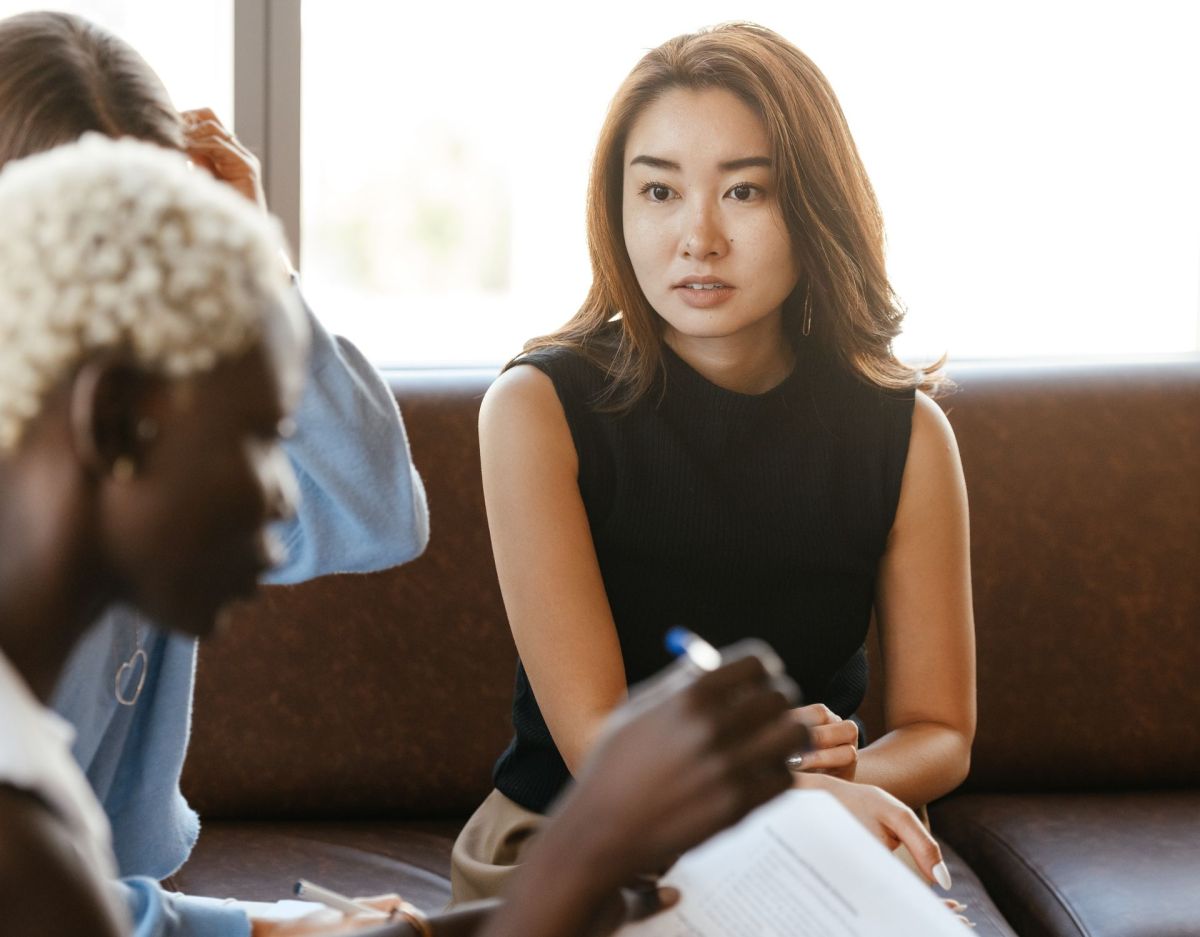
[675,283,735,308]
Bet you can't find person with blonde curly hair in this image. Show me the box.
[0,132,309,937]
[0,10,429,936]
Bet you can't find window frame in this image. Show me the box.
[234,0,302,263]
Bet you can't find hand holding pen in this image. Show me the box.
[557,629,810,885]
[665,628,810,770]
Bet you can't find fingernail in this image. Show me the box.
[785,753,804,769]
[933,861,952,890]
[947,899,968,912]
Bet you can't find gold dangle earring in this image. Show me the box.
[115,624,148,705]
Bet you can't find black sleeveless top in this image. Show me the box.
[493,334,915,812]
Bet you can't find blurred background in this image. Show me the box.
[4,0,1198,367]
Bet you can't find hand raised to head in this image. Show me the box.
[181,108,266,211]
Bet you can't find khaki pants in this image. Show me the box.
[449,789,934,905]
[450,789,545,905]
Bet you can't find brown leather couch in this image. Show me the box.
[175,359,1200,936]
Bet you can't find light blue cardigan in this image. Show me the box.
[51,300,430,937]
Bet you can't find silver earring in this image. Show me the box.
[114,625,147,705]
[801,285,814,337]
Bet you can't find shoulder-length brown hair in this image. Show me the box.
[519,22,942,404]
[0,10,183,171]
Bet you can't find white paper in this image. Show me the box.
[619,791,963,937]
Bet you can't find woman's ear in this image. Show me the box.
[68,358,160,482]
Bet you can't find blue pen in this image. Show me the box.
[667,627,807,770]
[665,626,722,671]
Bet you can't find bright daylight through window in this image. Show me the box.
[2,1,1196,367]
[300,1,1200,366]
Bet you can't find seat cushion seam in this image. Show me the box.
[953,816,1091,937]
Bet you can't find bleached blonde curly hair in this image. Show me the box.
[0,134,297,451]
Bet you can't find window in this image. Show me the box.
[297,2,1199,366]
[10,1,1196,366]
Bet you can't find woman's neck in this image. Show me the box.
[662,316,795,395]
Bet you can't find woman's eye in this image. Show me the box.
[640,183,673,202]
[729,184,758,202]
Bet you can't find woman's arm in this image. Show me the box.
[854,392,977,807]
[266,303,429,584]
[478,365,626,772]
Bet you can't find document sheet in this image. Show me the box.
[619,790,963,937]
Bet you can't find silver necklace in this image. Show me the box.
[114,624,147,705]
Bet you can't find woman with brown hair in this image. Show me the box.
[453,21,975,900]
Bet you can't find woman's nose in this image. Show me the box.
[682,206,728,260]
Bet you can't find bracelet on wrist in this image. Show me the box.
[391,900,432,937]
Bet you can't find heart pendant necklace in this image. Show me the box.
[114,625,147,706]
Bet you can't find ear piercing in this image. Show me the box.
[111,418,158,481]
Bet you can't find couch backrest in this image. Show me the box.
[184,361,1200,819]
[916,359,1199,793]
[184,370,513,819]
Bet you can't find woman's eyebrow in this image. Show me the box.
[627,155,772,172]
[629,155,680,170]
[719,156,772,171]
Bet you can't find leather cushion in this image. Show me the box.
[171,819,462,912]
[932,791,1200,937]
[174,819,1019,935]
[939,839,1021,937]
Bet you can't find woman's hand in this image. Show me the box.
[181,107,267,211]
[788,703,858,779]
[798,774,951,890]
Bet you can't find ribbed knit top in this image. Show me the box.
[493,332,916,813]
